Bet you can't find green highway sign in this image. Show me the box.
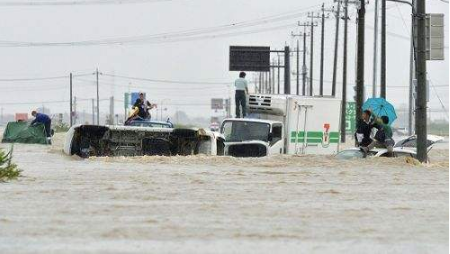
[345,102,356,134]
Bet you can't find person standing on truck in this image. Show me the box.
[355,110,373,147]
[234,72,249,118]
[30,110,52,137]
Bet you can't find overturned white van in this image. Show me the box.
[63,124,225,158]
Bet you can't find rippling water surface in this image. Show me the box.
[0,132,448,254]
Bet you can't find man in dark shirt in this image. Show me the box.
[355,110,373,147]
[30,110,52,137]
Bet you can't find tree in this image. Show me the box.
[0,146,21,182]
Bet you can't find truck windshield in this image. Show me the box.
[222,121,271,142]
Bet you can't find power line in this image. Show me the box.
[74,77,229,91]
[0,73,92,82]
[0,83,94,92]
[0,0,173,6]
[0,5,320,47]
[429,79,449,119]
[101,73,231,85]
[0,97,108,105]
[0,75,67,81]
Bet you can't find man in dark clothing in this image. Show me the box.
[355,110,373,147]
[30,110,52,137]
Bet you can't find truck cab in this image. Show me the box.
[221,118,284,157]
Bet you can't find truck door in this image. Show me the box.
[292,104,313,155]
[269,123,284,154]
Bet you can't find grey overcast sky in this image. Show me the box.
[0,0,448,122]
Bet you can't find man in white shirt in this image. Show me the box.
[234,72,249,118]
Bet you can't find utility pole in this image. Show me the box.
[91,99,95,125]
[277,54,281,94]
[332,1,341,97]
[264,72,267,93]
[415,0,427,162]
[341,0,349,143]
[307,13,320,96]
[259,72,262,93]
[373,0,379,97]
[260,72,265,93]
[73,96,77,125]
[380,0,386,98]
[408,9,415,136]
[284,46,291,94]
[69,72,73,127]
[297,23,310,95]
[355,0,366,131]
[297,39,300,95]
[96,68,100,125]
[272,59,276,93]
[291,32,308,95]
[109,96,114,125]
[319,4,330,96]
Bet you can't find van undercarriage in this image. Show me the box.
[69,125,223,158]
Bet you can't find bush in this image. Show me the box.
[0,146,21,182]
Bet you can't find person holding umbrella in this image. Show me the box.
[361,115,395,157]
[360,98,397,157]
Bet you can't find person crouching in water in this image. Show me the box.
[30,110,52,137]
[234,72,248,118]
[361,115,394,157]
[355,110,373,147]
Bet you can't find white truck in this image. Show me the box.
[220,94,342,157]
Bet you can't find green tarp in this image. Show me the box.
[2,121,49,145]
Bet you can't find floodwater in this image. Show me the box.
[0,132,448,254]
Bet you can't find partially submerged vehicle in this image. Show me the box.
[64,123,224,158]
[336,135,443,160]
[336,147,420,160]
[221,94,342,157]
[2,121,51,145]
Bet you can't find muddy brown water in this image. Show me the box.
[0,132,448,253]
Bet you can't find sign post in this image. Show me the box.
[229,45,291,95]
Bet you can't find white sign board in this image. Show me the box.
[426,13,445,60]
